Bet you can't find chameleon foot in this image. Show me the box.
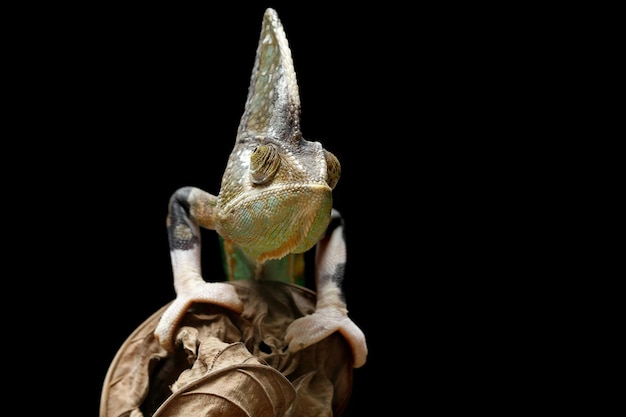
[285,306,368,368]
[155,282,244,352]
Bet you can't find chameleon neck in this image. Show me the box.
[219,236,305,285]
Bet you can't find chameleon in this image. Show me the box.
[154,7,367,369]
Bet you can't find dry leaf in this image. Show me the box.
[154,338,295,416]
[100,281,354,417]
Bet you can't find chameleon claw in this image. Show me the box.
[154,282,244,352]
[285,306,368,368]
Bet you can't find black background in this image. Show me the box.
[13,3,533,415]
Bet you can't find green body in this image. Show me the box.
[219,236,305,285]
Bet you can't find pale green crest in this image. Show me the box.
[237,8,301,143]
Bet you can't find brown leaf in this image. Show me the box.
[101,281,355,417]
[100,304,170,417]
[154,338,295,416]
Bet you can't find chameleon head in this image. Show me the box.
[153,10,365,370]
[216,136,340,263]
[214,8,341,263]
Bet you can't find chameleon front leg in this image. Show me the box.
[154,186,244,352]
[285,209,368,368]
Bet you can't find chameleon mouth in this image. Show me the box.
[217,184,332,262]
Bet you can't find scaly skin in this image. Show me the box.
[154,8,367,368]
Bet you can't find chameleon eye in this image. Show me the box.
[250,144,281,184]
[324,149,341,189]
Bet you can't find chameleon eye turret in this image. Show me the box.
[324,149,341,190]
[250,144,281,185]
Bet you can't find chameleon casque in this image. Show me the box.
[154,8,367,369]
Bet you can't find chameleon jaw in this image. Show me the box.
[217,183,333,263]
